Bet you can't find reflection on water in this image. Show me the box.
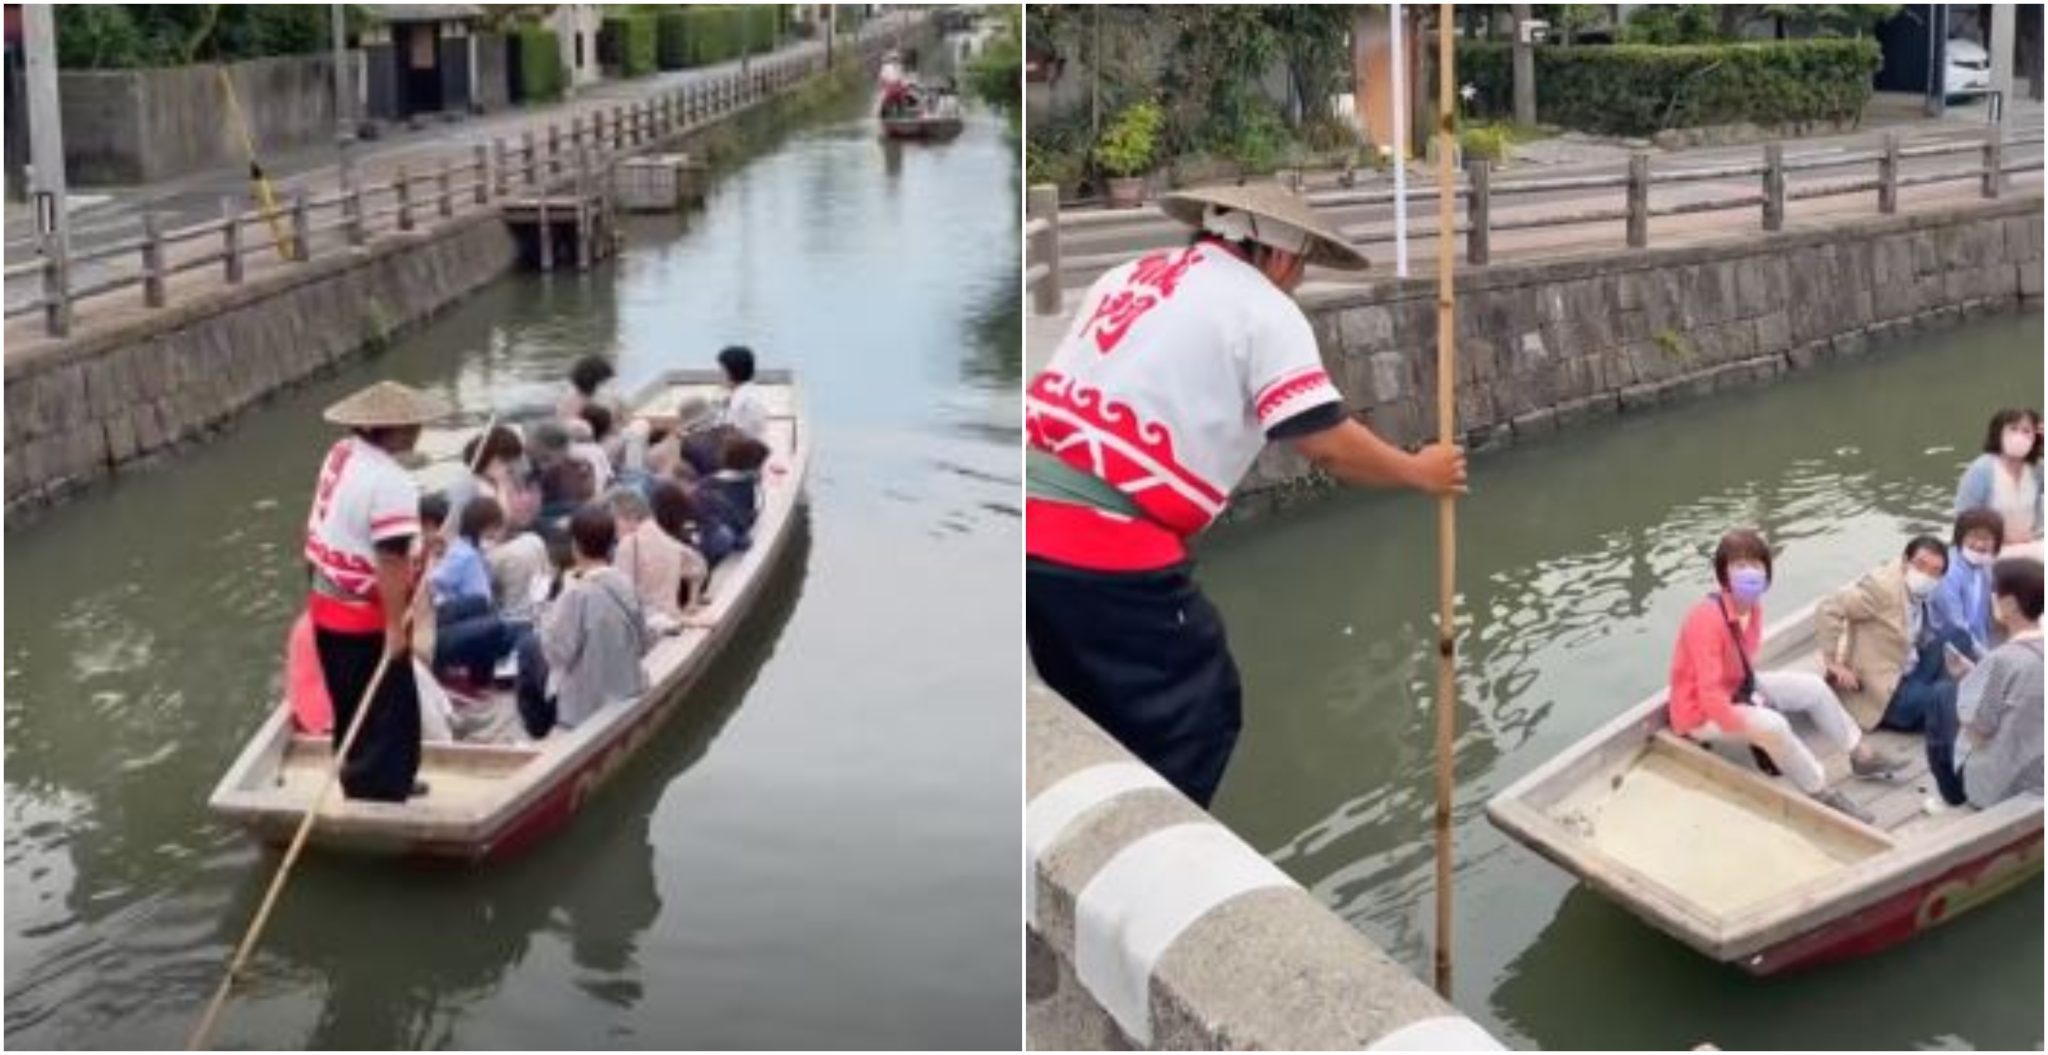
[1201,313,2043,1050]
[6,43,1018,1050]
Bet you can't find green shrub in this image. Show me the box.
[515,26,563,103]
[1457,38,1881,137]
[1095,101,1164,178]
[1459,124,1513,164]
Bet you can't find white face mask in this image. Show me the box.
[1905,568,1939,599]
[1961,547,1994,568]
[2004,428,2036,461]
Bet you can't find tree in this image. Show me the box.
[1263,5,1351,126]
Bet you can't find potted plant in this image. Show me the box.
[1094,101,1163,209]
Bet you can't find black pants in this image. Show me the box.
[1027,559,1243,807]
[313,626,422,802]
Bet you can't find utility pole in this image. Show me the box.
[23,3,69,262]
[331,3,354,193]
[1990,1,2015,126]
[825,4,834,67]
[1926,4,1948,118]
[1392,0,1408,277]
[1510,4,1536,127]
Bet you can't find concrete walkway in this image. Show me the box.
[3,13,920,319]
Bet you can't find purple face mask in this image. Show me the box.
[1728,566,1770,604]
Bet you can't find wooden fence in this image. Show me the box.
[1026,126,2046,315]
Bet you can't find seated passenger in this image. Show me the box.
[429,497,520,687]
[1954,408,2042,548]
[652,479,733,580]
[448,425,539,534]
[559,354,620,423]
[515,504,653,737]
[1933,508,2005,658]
[531,421,596,522]
[696,435,771,539]
[715,345,770,441]
[1927,557,2044,809]
[1669,529,1902,823]
[608,486,706,624]
[1816,535,1968,733]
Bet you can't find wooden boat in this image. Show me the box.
[1487,593,2043,975]
[207,369,809,863]
[879,90,963,140]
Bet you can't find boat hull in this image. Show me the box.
[1745,827,2043,974]
[881,118,963,140]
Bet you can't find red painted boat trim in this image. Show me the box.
[1746,828,2044,975]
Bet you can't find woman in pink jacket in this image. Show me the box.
[1667,528,1903,823]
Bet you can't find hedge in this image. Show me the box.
[602,14,658,77]
[515,27,564,103]
[670,6,784,68]
[1457,39,1882,137]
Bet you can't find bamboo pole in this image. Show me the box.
[187,414,495,1050]
[1429,1,1459,1001]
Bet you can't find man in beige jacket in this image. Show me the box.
[1816,535,1969,731]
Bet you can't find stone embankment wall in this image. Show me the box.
[4,215,517,512]
[1027,684,1505,1051]
[1235,194,2045,516]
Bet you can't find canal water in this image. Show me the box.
[1200,312,2043,1050]
[5,58,1020,1050]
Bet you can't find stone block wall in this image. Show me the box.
[63,55,341,186]
[4,216,517,513]
[1233,194,2045,517]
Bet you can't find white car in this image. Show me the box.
[1945,37,1993,98]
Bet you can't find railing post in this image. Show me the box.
[1027,183,1061,316]
[221,198,244,285]
[291,191,311,260]
[538,197,554,271]
[1762,142,1784,232]
[1878,131,1899,214]
[613,104,626,151]
[1626,151,1649,249]
[1982,125,2002,198]
[1465,157,1491,265]
[396,166,414,231]
[548,122,562,177]
[523,129,538,186]
[493,137,510,198]
[41,247,69,336]
[141,211,166,307]
[473,143,490,204]
[437,159,454,218]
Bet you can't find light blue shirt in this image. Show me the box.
[1932,546,1994,656]
[430,537,494,609]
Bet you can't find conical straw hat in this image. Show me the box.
[322,380,452,428]
[1158,182,1369,271]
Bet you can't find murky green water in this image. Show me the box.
[6,56,1020,1050]
[1201,313,2044,1051]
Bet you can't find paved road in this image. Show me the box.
[1048,121,2044,292]
[3,13,921,313]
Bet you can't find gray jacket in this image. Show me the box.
[540,566,652,728]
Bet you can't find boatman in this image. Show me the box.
[303,380,450,802]
[1025,183,1468,808]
